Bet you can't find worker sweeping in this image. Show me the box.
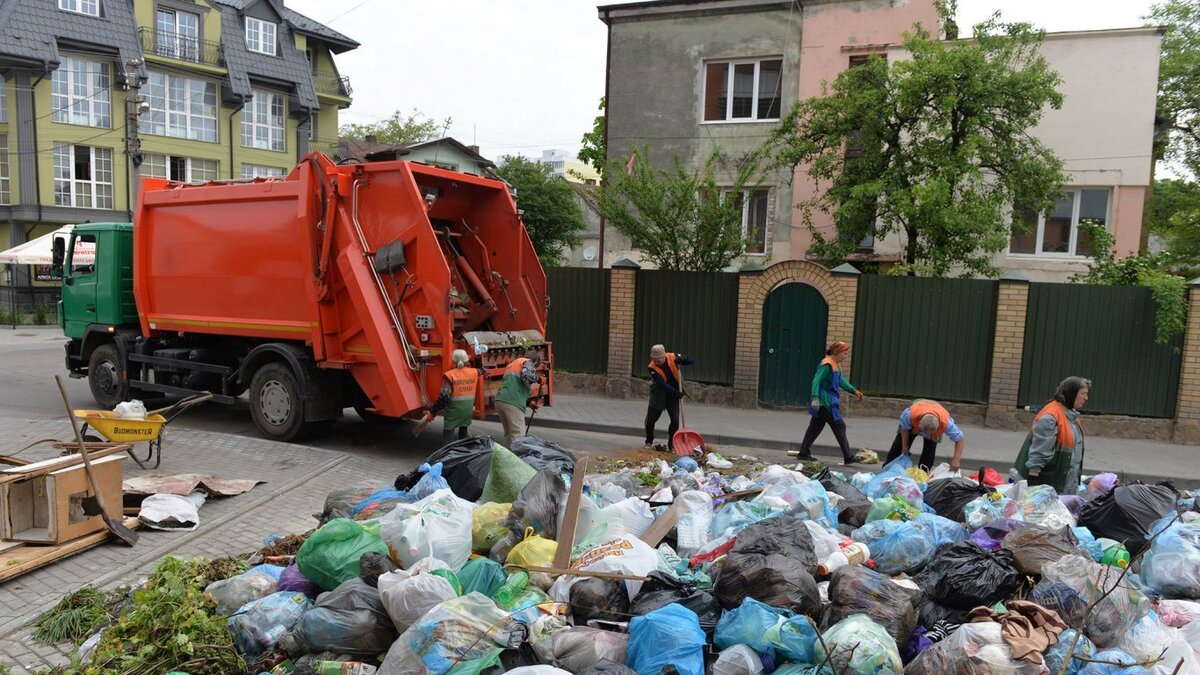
[426,349,483,444]
[884,399,966,472]
[644,344,694,450]
[494,350,542,449]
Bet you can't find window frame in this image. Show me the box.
[701,57,784,124]
[720,187,771,256]
[241,163,286,179]
[0,134,9,206]
[51,56,112,129]
[1008,188,1113,259]
[245,17,278,56]
[53,143,114,210]
[241,89,286,152]
[0,73,7,124]
[58,0,100,17]
[140,70,218,142]
[142,153,218,183]
[154,7,202,62]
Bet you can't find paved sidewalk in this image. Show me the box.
[538,394,1200,487]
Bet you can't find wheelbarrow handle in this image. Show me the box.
[149,392,214,418]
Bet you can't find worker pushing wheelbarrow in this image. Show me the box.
[74,393,213,469]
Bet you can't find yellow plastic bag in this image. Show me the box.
[907,466,931,483]
[506,527,558,568]
[472,502,512,553]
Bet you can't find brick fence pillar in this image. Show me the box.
[1174,280,1200,444]
[605,259,640,397]
[733,264,766,407]
[829,263,861,380]
[985,276,1030,429]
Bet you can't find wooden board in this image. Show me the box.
[0,445,131,484]
[0,517,141,584]
[552,455,588,569]
[505,564,650,582]
[639,501,681,548]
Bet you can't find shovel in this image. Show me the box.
[54,376,138,547]
[671,393,706,459]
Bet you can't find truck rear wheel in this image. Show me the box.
[250,362,307,441]
[88,344,127,408]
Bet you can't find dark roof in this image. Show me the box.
[0,0,143,81]
[569,181,600,211]
[335,136,497,170]
[280,7,359,52]
[210,0,319,110]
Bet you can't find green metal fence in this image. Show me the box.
[633,270,739,385]
[852,275,998,402]
[1019,283,1182,418]
[545,267,609,373]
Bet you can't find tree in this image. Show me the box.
[496,156,587,267]
[578,97,606,178]
[339,108,449,145]
[1149,1,1200,177]
[1148,178,1200,277]
[769,1,1067,277]
[593,146,762,272]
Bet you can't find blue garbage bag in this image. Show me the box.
[351,487,412,517]
[627,603,705,675]
[1141,519,1200,599]
[246,563,286,581]
[712,501,780,539]
[1044,629,1096,675]
[863,455,913,499]
[1073,526,1103,562]
[851,519,937,575]
[714,597,818,664]
[1077,649,1148,675]
[674,457,699,472]
[411,462,451,500]
[913,513,968,547]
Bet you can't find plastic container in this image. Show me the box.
[494,570,531,609]
[1099,541,1130,569]
[315,663,378,675]
[817,542,871,575]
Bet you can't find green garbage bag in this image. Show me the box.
[479,445,537,503]
[458,557,508,597]
[296,518,390,592]
[431,568,463,595]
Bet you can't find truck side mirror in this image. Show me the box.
[51,237,65,277]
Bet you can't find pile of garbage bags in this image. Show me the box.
[190,435,1200,674]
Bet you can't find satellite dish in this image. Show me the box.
[582,246,597,261]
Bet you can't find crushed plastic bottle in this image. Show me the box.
[494,570,531,609]
[314,662,378,675]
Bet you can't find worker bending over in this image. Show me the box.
[884,399,966,472]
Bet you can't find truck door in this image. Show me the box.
[62,233,98,335]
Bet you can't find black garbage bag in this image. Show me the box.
[1079,482,1178,554]
[837,498,873,528]
[279,578,397,657]
[823,564,921,644]
[580,659,638,675]
[816,467,869,503]
[730,516,818,574]
[358,551,397,587]
[915,541,1020,610]
[1002,524,1088,576]
[394,435,495,501]
[714,552,820,616]
[923,477,993,523]
[627,571,721,636]
[569,578,630,625]
[917,596,970,630]
[507,468,568,540]
[510,435,577,474]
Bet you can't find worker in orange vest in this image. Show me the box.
[1014,376,1090,493]
[428,349,483,444]
[884,399,966,472]
[495,350,543,448]
[644,344,694,449]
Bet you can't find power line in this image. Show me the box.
[321,0,376,26]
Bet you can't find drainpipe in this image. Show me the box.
[31,68,48,226]
[229,96,247,178]
[598,8,612,269]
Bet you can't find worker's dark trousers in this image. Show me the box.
[798,407,853,461]
[885,430,939,470]
[441,424,469,446]
[644,397,680,445]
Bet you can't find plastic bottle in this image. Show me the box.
[1100,543,1130,569]
[314,662,378,675]
[493,570,531,609]
[817,542,871,575]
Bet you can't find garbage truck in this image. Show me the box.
[54,152,552,441]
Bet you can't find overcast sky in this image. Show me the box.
[284,0,1160,162]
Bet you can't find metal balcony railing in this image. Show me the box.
[313,71,352,97]
[139,27,225,67]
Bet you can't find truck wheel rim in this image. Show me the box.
[95,360,119,396]
[260,381,291,426]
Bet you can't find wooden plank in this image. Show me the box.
[552,455,587,569]
[504,564,650,582]
[0,445,131,484]
[639,501,681,548]
[0,518,141,584]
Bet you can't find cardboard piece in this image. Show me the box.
[0,455,127,544]
[552,455,588,569]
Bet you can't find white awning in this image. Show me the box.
[0,225,94,266]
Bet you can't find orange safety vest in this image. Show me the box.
[445,367,479,401]
[820,356,840,372]
[1034,400,1080,450]
[648,353,681,385]
[909,399,951,442]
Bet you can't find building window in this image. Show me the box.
[703,58,782,122]
[0,134,9,206]
[142,154,218,182]
[51,57,111,128]
[140,71,218,142]
[58,0,100,17]
[1010,188,1112,257]
[155,8,201,61]
[53,144,113,209]
[242,89,285,151]
[245,17,277,55]
[307,112,318,141]
[0,74,6,123]
[242,164,286,178]
[723,188,770,254]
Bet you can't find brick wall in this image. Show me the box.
[605,264,637,380]
[1175,283,1200,444]
[985,280,1030,429]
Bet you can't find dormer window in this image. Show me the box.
[59,0,100,17]
[246,17,277,55]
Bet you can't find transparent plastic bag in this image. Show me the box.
[863,455,912,499]
[378,570,458,632]
[1017,484,1077,529]
[754,480,836,529]
[379,488,475,571]
[283,578,397,657]
[816,614,902,674]
[866,495,920,523]
[205,571,278,616]
[1044,628,1096,675]
[850,519,936,575]
[714,597,819,664]
[594,497,655,542]
[1002,523,1088,576]
[824,564,919,644]
[712,643,764,675]
[906,621,1046,674]
[411,462,451,501]
[964,495,1024,530]
[627,604,706,675]
[227,591,310,657]
[673,490,715,558]
[296,518,390,592]
[532,627,628,673]
[912,512,968,547]
[711,501,778,539]
[472,502,512,553]
[379,592,522,675]
[1036,554,1150,648]
[876,475,924,509]
[1141,520,1200,599]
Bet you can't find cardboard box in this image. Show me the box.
[0,455,126,544]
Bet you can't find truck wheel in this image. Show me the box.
[250,362,306,441]
[88,344,127,408]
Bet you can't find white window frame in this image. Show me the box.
[51,57,111,128]
[241,163,286,179]
[142,154,218,183]
[140,71,218,142]
[0,134,10,206]
[58,0,100,17]
[245,17,277,56]
[1009,188,1113,259]
[241,89,286,151]
[155,7,201,62]
[0,74,7,123]
[701,57,783,124]
[307,112,318,141]
[721,187,771,256]
[53,144,114,210]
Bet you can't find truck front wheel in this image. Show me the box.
[88,344,127,408]
[250,362,306,441]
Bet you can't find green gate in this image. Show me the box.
[545,267,609,373]
[633,270,738,385]
[759,283,829,406]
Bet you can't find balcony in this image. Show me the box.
[313,71,352,98]
[139,27,225,67]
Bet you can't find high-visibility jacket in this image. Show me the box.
[496,357,536,411]
[908,400,951,442]
[1035,400,1080,449]
[442,367,479,428]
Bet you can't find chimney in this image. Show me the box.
[468,145,480,155]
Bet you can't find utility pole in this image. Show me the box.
[123,58,146,222]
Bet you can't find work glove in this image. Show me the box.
[674,390,685,400]
[1027,471,1042,486]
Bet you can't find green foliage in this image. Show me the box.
[769,1,1066,277]
[578,97,606,178]
[495,156,588,267]
[1071,222,1188,344]
[595,146,765,272]
[33,301,51,325]
[1149,177,1200,279]
[1149,1,1200,177]
[636,471,660,487]
[32,586,111,646]
[64,557,248,675]
[339,108,449,146]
